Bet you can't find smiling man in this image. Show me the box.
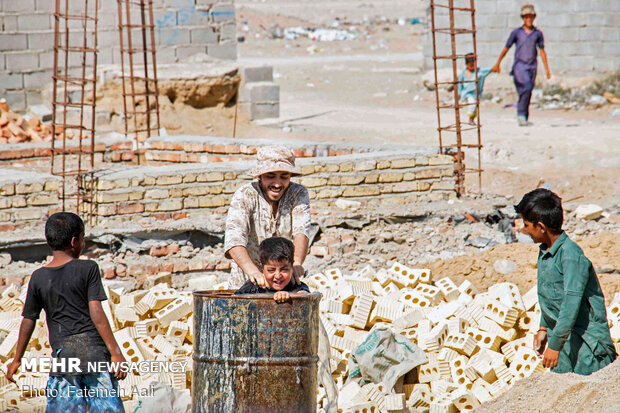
[224,145,311,288]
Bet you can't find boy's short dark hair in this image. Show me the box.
[45,212,85,250]
[514,188,563,233]
[259,237,294,266]
[465,53,475,64]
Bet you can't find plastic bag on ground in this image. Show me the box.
[347,326,427,390]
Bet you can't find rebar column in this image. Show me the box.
[51,0,98,224]
[430,0,483,195]
[117,0,160,160]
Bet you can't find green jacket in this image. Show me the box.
[537,232,616,374]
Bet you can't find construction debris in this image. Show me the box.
[0,100,57,144]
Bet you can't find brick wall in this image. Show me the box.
[83,146,457,227]
[0,0,237,111]
[0,169,61,231]
[423,0,620,73]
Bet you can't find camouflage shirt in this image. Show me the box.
[224,181,311,287]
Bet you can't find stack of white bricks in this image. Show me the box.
[0,282,193,412]
[307,264,550,413]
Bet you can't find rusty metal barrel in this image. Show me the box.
[192,290,321,413]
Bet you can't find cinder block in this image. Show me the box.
[0,34,28,52]
[206,42,237,60]
[17,13,52,31]
[190,27,218,44]
[5,52,39,72]
[210,3,235,22]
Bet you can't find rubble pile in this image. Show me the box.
[536,72,620,110]
[0,278,224,411]
[307,264,620,412]
[0,100,57,144]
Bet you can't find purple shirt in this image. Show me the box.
[505,26,544,67]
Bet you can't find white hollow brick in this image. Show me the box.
[371,282,388,297]
[320,315,337,338]
[383,282,401,296]
[408,383,432,408]
[451,387,480,411]
[428,301,463,325]
[483,301,519,328]
[338,283,356,305]
[374,268,390,286]
[438,347,460,363]
[488,283,525,316]
[114,306,140,328]
[135,337,159,359]
[393,308,424,330]
[361,383,387,411]
[400,327,417,343]
[477,317,517,342]
[115,328,144,363]
[458,292,474,307]
[444,333,477,357]
[450,359,473,387]
[429,399,458,413]
[369,303,403,325]
[412,269,432,284]
[500,337,530,362]
[358,265,376,280]
[167,320,189,344]
[0,330,19,358]
[447,317,468,336]
[320,299,345,314]
[453,306,477,327]
[610,323,620,342]
[491,361,513,383]
[388,262,419,288]
[347,279,374,295]
[466,328,502,352]
[150,288,178,310]
[509,347,545,379]
[339,380,369,409]
[399,289,432,309]
[518,311,540,332]
[458,280,478,297]
[608,302,620,326]
[423,322,449,352]
[384,393,406,411]
[134,318,162,338]
[154,298,192,328]
[119,290,148,307]
[418,362,443,383]
[435,277,459,302]
[414,284,443,305]
[349,293,374,329]
[153,335,179,357]
[522,285,538,311]
[343,401,379,413]
[325,268,343,283]
[328,313,352,327]
[344,326,368,346]
[309,273,332,289]
[330,335,357,352]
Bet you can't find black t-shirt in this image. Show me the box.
[23,259,110,374]
[234,280,311,295]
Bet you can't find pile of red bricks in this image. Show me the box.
[0,99,55,144]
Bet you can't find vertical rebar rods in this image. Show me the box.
[51,0,98,224]
[117,0,160,157]
[430,0,483,196]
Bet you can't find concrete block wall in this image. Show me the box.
[0,169,61,231]
[0,0,237,111]
[82,140,456,227]
[423,0,620,73]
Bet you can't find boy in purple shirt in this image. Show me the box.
[492,4,551,126]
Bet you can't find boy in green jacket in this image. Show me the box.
[515,188,616,374]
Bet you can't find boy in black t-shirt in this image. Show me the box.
[235,237,310,302]
[6,212,126,412]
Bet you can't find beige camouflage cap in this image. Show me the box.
[248,145,301,177]
[520,4,536,16]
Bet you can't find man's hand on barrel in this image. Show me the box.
[292,263,305,285]
[274,291,291,303]
[249,269,267,287]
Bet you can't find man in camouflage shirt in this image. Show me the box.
[224,145,311,288]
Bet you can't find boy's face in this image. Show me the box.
[262,259,292,291]
[520,220,545,243]
[466,61,476,71]
[522,14,535,27]
[259,172,291,203]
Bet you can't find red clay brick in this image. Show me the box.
[159,263,174,273]
[117,202,144,215]
[167,243,180,255]
[110,141,133,151]
[121,151,135,161]
[34,147,52,157]
[150,246,168,257]
[211,144,226,153]
[224,144,240,154]
[172,212,186,220]
[146,264,159,275]
[0,224,16,231]
[111,152,123,162]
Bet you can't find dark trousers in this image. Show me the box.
[512,63,537,119]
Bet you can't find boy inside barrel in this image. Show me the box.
[235,237,310,302]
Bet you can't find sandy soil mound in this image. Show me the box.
[427,233,620,304]
[477,358,620,413]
